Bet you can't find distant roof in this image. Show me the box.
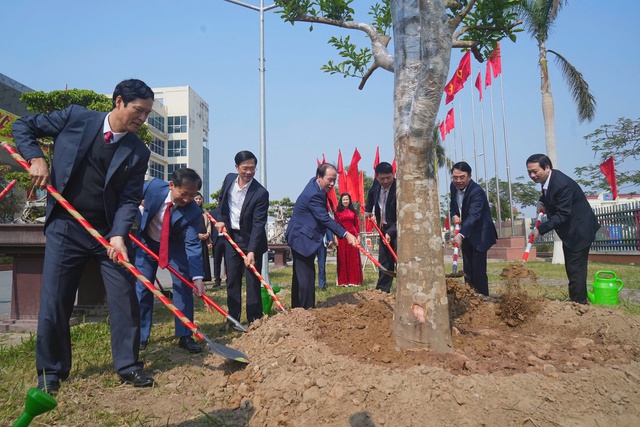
[0,72,34,116]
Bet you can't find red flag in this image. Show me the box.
[392,157,397,177]
[444,214,450,231]
[475,72,483,101]
[337,150,348,194]
[322,153,326,163]
[346,148,362,201]
[445,108,455,134]
[489,43,502,78]
[444,51,471,104]
[327,186,338,213]
[373,146,380,173]
[358,170,366,218]
[316,158,321,166]
[599,157,618,200]
[439,121,446,141]
[484,61,492,88]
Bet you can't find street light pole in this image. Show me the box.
[224,0,277,282]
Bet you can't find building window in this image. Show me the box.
[168,163,187,176]
[150,138,165,156]
[147,111,165,133]
[168,139,187,157]
[149,161,165,180]
[168,116,187,133]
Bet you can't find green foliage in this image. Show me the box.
[368,0,391,35]
[575,117,640,192]
[269,197,296,222]
[457,0,523,57]
[321,36,372,78]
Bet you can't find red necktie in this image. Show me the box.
[104,131,114,143]
[158,202,173,269]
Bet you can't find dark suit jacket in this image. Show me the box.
[536,169,600,251]
[13,105,150,238]
[449,179,497,253]
[286,178,347,257]
[365,179,397,238]
[137,178,204,277]
[212,173,269,255]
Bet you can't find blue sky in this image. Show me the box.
[4,1,639,214]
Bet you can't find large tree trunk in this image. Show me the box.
[391,0,453,353]
[538,40,565,265]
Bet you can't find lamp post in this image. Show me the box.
[224,0,277,282]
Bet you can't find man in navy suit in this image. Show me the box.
[13,79,155,392]
[286,163,359,309]
[211,151,268,328]
[449,161,497,296]
[527,154,600,304]
[134,168,205,352]
[365,162,397,292]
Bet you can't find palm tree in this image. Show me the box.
[518,0,596,265]
[518,0,597,167]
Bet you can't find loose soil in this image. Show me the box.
[42,269,640,426]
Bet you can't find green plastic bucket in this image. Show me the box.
[261,285,281,314]
[587,270,624,306]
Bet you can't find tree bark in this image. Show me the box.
[391,0,453,353]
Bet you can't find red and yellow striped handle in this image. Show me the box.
[0,179,16,202]
[205,212,286,312]
[368,217,397,261]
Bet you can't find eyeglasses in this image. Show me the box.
[451,175,469,181]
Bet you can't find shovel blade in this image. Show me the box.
[200,332,249,364]
[380,267,396,278]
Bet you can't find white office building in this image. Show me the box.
[145,86,210,202]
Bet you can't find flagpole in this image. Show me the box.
[457,98,465,160]
[469,81,478,179]
[498,71,515,236]
[488,80,502,237]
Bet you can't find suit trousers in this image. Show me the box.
[224,231,263,322]
[317,245,327,289]
[37,215,142,382]
[291,248,317,309]
[376,228,396,293]
[461,239,489,296]
[563,243,590,304]
[135,235,195,340]
[213,238,226,282]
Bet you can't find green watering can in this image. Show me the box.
[261,284,281,315]
[587,270,624,306]
[12,388,57,427]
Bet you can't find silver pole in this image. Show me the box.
[498,72,515,235]
[469,80,478,181]
[488,80,502,237]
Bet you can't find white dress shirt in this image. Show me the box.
[229,177,251,230]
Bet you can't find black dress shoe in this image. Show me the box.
[37,378,60,395]
[140,340,148,350]
[119,369,155,387]
[178,336,203,353]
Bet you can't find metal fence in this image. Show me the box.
[531,201,640,252]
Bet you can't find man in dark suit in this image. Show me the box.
[134,168,205,353]
[286,163,359,309]
[527,154,600,304]
[13,79,155,392]
[211,151,268,327]
[211,195,226,288]
[449,161,497,296]
[365,162,397,292]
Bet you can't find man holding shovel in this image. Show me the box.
[449,161,497,296]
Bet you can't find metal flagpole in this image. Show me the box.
[457,98,465,160]
[469,80,479,179]
[488,79,502,237]
[225,0,277,281]
[498,71,515,236]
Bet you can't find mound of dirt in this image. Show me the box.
[50,287,640,426]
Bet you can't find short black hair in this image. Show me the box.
[375,162,393,175]
[526,154,553,170]
[112,79,154,109]
[451,161,472,175]
[316,163,337,178]
[171,168,202,190]
[235,150,258,166]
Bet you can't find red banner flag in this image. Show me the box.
[346,148,362,201]
[475,72,483,101]
[444,214,450,231]
[337,150,348,194]
[484,61,492,88]
[392,157,397,177]
[444,51,472,104]
[445,108,455,134]
[373,146,380,172]
[599,157,618,200]
[489,43,502,78]
[439,121,446,141]
[327,186,338,213]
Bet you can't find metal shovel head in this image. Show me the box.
[379,267,397,278]
[201,333,249,364]
[446,272,464,278]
